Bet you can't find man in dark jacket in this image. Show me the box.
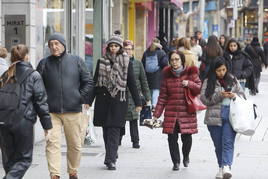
[37,33,93,179]
[194,31,207,49]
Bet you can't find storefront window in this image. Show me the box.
[85,0,94,75]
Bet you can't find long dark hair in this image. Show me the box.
[219,34,229,50]
[226,38,241,54]
[205,56,236,98]
[105,43,124,55]
[205,35,223,58]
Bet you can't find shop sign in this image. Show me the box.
[5,15,26,51]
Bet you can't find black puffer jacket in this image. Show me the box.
[16,62,52,130]
[223,51,253,80]
[37,53,93,113]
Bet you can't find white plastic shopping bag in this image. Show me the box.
[229,95,257,136]
[82,105,97,145]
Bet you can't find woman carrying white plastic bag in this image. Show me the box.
[200,57,245,179]
[229,95,257,136]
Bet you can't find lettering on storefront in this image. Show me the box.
[5,15,26,51]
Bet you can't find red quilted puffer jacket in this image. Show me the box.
[153,66,201,134]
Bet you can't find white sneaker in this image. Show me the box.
[223,166,232,179]
[215,168,223,179]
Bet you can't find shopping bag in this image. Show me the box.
[82,105,97,145]
[229,95,257,136]
[184,88,207,113]
[139,105,152,126]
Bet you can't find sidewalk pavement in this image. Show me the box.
[1,70,268,179]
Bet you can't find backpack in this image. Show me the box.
[145,53,160,73]
[0,67,34,127]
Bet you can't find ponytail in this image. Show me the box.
[10,44,29,63]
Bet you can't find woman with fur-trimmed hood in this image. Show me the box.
[153,50,202,171]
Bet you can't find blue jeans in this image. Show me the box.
[240,81,245,91]
[150,89,160,108]
[207,106,236,167]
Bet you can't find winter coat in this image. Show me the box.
[7,62,52,130]
[264,42,268,65]
[37,52,93,113]
[198,38,207,49]
[141,49,168,89]
[244,45,266,78]
[153,66,201,134]
[0,57,8,76]
[223,51,253,80]
[200,78,244,126]
[89,60,142,127]
[125,57,151,121]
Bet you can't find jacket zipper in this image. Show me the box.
[59,58,63,113]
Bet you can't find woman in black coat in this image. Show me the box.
[245,37,267,94]
[0,44,52,178]
[89,35,142,170]
[223,38,253,90]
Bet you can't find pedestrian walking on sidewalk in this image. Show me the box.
[199,35,223,81]
[223,38,253,90]
[0,44,52,179]
[244,37,268,94]
[0,46,8,76]
[141,37,168,110]
[119,40,151,149]
[153,50,201,171]
[88,35,142,170]
[177,37,198,67]
[200,57,244,179]
[37,33,93,179]
[219,35,229,51]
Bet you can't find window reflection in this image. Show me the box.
[85,0,94,75]
[44,0,65,57]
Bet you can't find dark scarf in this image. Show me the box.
[97,52,129,101]
[218,78,226,88]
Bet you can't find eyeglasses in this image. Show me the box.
[170,58,181,62]
[124,48,133,51]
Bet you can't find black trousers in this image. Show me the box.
[168,123,192,164]
[0,119,34,179]
[103,127,120,164]
[120,120,139,143]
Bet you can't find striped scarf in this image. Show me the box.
[97,53,129,101]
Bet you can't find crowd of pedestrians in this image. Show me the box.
[0,30,268,179]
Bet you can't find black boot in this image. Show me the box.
[106,162,116,170]
[172,163,180,171]
[183,157,190,167]
[132,142,140,149]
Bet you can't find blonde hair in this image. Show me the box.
[177,37,191,50]
[0,46,7,58]
[10,44,28,63]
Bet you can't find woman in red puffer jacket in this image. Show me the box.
[153,50,201,171]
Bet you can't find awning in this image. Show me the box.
[170,0,183,8]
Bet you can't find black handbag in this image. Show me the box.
[139,105,152,126]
